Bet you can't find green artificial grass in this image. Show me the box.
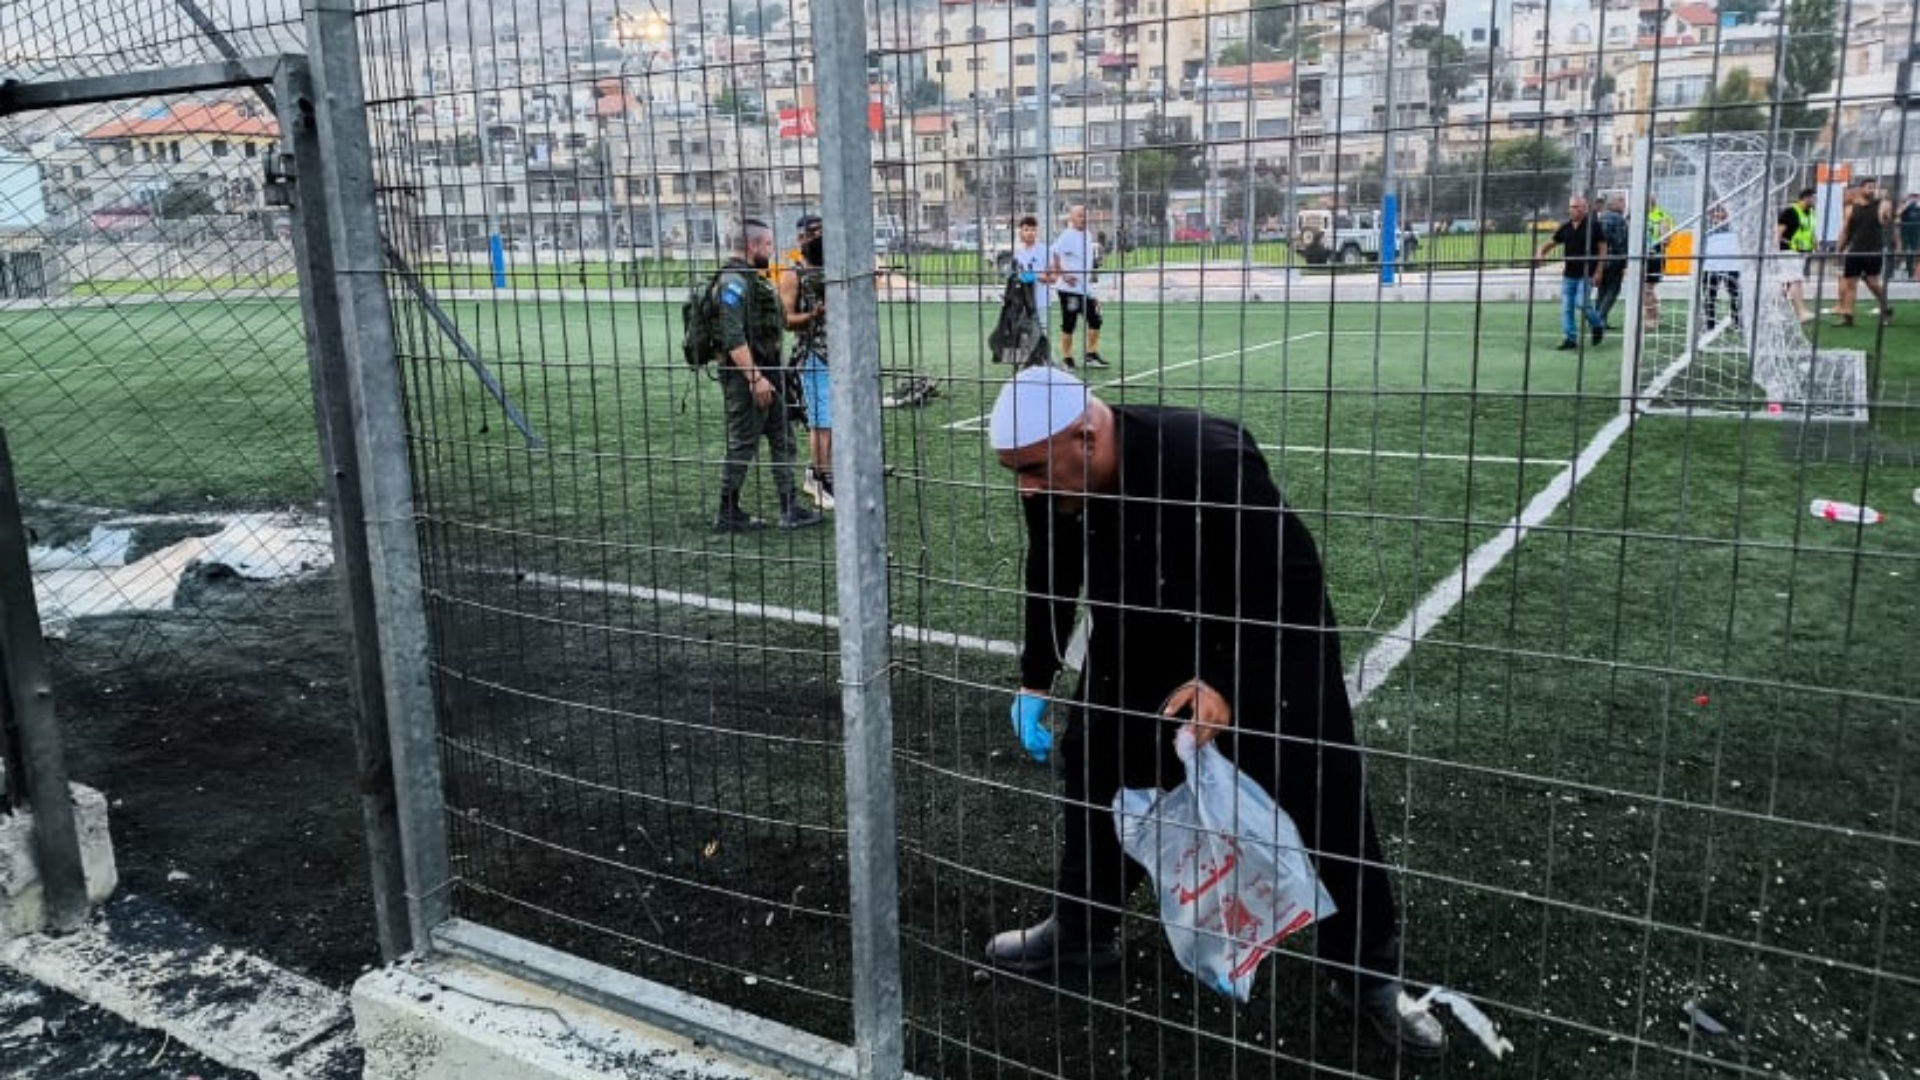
[4,285,1913,1078]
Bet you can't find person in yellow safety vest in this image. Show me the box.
[1774,187,1817,323]
[1641,198,1674,327]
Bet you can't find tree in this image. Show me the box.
[1408,26,1471,117]
[712,87,761,119]
[1779,0,1837,132]
[157,184,216,218]
[1223,171,1287,226]
[1250,0,1318,59]
[1679,67,1769,133]
[736,4,785,36]
[902,78,945,110]
[1216,40,1281,66]
[1118,113,1205,234]
[1482,138,1575,229]
[1426,160,1481,220]
[1252,0,1292,48]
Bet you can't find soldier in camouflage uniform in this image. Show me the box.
[711,218,823,533]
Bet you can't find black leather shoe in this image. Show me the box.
[983,916,1121,973]
[713,506,766,533]
[1555,339,1578,351]
[1327,978,1449,1058]
[1591,325,1606,346]
[779,503,825,530]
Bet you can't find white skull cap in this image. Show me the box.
[988,365,1090,451]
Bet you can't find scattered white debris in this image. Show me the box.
[28,513,333,634]
[1413,987,1515,1059]
[27,525,133,570]
[1682,998,1730,1036]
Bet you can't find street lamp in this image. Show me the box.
[611,10,672,262]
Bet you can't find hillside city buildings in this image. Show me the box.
[2,0,1915,256]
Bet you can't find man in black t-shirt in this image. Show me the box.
[1833,177,1893,327]
[1536,195,1609,350]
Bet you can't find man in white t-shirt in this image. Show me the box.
[1011,214,1054,326]
[1049,204,1107,368]
[1699,203,1743,333]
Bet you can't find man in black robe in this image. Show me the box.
[984,366,1446,1058]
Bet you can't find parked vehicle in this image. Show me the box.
[1294,208,1383,265]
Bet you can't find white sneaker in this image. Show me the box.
[803,471,835,511]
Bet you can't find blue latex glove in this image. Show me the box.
[1010,691,1053,763]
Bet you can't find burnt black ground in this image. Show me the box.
[48,573,380,991]
[0,963,253,1080]
[28,563,1908,1080]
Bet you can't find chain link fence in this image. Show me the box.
[4,0,1916,1078]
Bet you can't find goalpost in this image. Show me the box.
[1619,133,1869,421]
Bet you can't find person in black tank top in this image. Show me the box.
[1834,177,1893,327]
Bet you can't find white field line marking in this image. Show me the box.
[1263,444,1566,467]
[0,363,129,379]
[1347,411,1633,705]
[515,416,1567,673]
[944,331,1326,433]
[514,570,1020,658]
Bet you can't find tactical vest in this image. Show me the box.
[1646,207,1672,251]
[1787,204,1815,252]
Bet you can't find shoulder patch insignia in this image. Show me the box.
[720,280,746,307]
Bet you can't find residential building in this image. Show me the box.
[68,99,279,225]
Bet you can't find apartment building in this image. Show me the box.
[62,100,279,226]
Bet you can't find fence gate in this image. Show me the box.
[0,7,441,977]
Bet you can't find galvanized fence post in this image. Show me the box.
[0,428,89,932]
[302,0,453,947]
[276,55,415,962]
[814,0,904,1075]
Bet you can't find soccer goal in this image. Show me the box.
[1621,133,1868,421]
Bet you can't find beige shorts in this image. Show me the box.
[1774,255,1805,285]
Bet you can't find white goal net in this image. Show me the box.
[1623,134,1868,421]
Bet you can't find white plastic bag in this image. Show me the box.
[1115,729,1335,1002]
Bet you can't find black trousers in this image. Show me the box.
[1595,265,1627,323]
[718,365,799,501]
[1052,591,1400,988]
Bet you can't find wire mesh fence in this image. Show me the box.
[5,0,1919,1077]
[0,86,326,664]
[0,44,401,989]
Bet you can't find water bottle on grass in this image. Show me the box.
[1809,499,1884,524]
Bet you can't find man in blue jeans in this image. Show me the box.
[778,213,834,508]
[1536,195,1609,351]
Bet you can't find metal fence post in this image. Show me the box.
[0,428,89,932]
[276,56,415,962]
[814,0,903,1076]
[303,0,454,947]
